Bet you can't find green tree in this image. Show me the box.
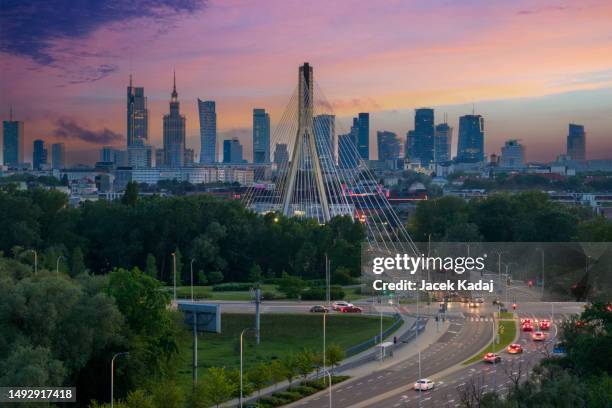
[172,249,183,286]
[208,270,224,284]
[248,364,271,398]
[269,359,287,389]
[326,344,345,374]
[145,253,157,279]
[282,355,299,386]
[121,182,139,207]
[151,381,184,408]
[248,263,263,283]
[277,271,306,299]
[71,247,86,277]
[193,367,236,407]
[124,389,154,408]
[295,349,315,379]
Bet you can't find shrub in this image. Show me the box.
[261,290,279,300]
[212,282,254,292]
[272,391,301,403]
[290,385,317,396]
[300,286,345,300]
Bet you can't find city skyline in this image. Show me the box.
[1,0,612,164]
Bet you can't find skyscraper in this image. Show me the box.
[127,142,153,168]
[377,131,400,161]
[314,114,336,169]
[163,72,186,168]
[198,99,216,164]
[126,76,148,147]
[253,108,270,163]
[51,143,65,169]
[567,124,586,161]
[457,114,484,163]
[407,108,434,165]
[338,132,358,169]
[2,109,24,166]
[274,143,289,168]
[357,112,369,160]
[100,146,115,162]
[434,122,453,163]
[32,139,48,170]
[223,138,244,163]
[500,139,525,168]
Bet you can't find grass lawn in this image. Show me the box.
[165,284,282,301]
[498,311,514,319]
[174,313,395,388]
[463,319,517,365]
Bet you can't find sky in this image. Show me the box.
[1,0,612,165]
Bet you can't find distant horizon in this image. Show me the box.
[2,0,611,165]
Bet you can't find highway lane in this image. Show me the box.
[290,311,493,408]
[374,311,567,407]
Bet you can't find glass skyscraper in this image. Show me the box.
[357,112,369,160]
[2,111,24,166]
[32,139,47,170]
[567,123,586,161]
[126,76,148,147]
[314,114,336,170]
[434,123,453,163]
[223,138,244,163]
[274,143,289,168]
[253,108,270,163]
[457,114,484,163]
[377,131,400,161]
[406,108,434,165]
[163,73,186,168]
[198,99,216,164]
[51,143,65,170]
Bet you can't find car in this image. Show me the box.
[507,343,523,354]
[522,323,533,332]
[532,331,546,341]
[339,305,362,313]
[468,301,479,308]
[539,319,550,330]
[520,318,532,325]
[414,378,435,391]
[309,305,328,313]
[332,301,353,311]
[483,352,501,363]
[475,297,485,303]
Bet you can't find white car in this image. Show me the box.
[414,378,435,391]
[332,301,353,311]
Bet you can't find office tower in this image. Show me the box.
[356,112,369,160]
[457,114,484,163]
[51,143,65,169]
[223,138,244,163]
[126,75,148,146]
[377,131,400,161]
[500,139,525,168]
[32,139,48,170]
[567,124,586,161]
[127,142,153,168]
[314,114,336,169]
[163,72,186,168]
[434,122,453,163]
[2,109,24,166]
[274,143,289,168]
[198,99,216,164]
[100,146,115,162]
[184,148,194,165]
[338,133,358,169]
[406,108,434,165]
[253,108,271,163]
[155,149,164,167]
[113,150,127,167]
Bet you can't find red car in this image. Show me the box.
[539,320,550,330]
[340,305,362,313]
[507,343,523,354]
[520,318,532,325]
[483,352,501,363]
[522,323,533,332]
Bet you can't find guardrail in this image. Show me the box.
[345,312,403,357]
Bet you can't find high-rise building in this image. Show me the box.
[126,76,148,147]
[51,143,65,169]
[32,139,48,170]
[253,108,270,163]
[100,146,115,163]
[314,114,336,169]
[127,142,153,168]
[198,99,216,164]
[356,112,369,160]
[2,109,24,166]
[184,148,195,166]
[163,72,186,168]
[434,122,453,163]
[377,131,400,161]
[567,124,586,161]
[500,139,525,168]
[274,143,289,168]
[457,114,484,163]
[406,108,434,165]
[223,138,244,163]
[338,132,358,169]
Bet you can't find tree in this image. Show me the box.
[124,389,154,408]
[193,367,236,407]
[277,271,306,299]
[269,359,287,389]
[71,247,86,277]
[172,248,183,286]
[145,253,157,279]
[151,381,184,408]
[295,349,315,379]
[282,356,299,386]
[248,263,263,283]
[121,182,139,207]
[248,364,271,398]
[326,344,345,374]
[208,270,224,284]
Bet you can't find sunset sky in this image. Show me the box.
[1,0,612,164]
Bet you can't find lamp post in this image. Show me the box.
[30,250,37,275]
[56,256,63,275]
[535,248,545,299]
[190,258,196,302]
[171,252,177,302]
[322,368,332,408]
[240,328,255,408]
[110,352,129,408]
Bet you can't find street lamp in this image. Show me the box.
[322,368,332,408]
[171,252,177,302]
[190,258,196,302]
[240,328,255,408]
[30,249,37,275]
[110,352,129,408]
[535,248,545,299]
[56,256,63,275]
